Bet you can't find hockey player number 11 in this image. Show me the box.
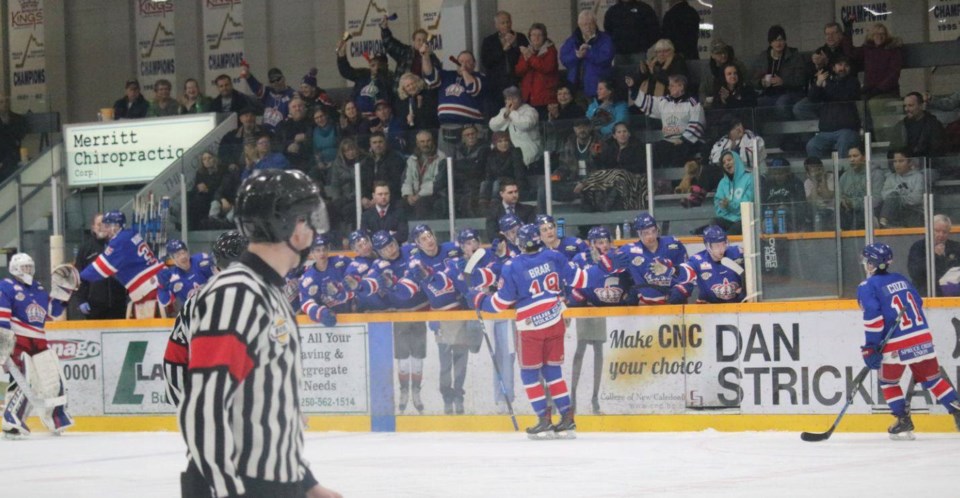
[891,294,924,328]
[528,272,560,296]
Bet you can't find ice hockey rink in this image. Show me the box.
[1,430,957,497]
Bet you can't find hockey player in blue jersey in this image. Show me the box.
[2,253,73,437]
[79,210,164,318]
[163,230,248,408]
[679,225,746,303]
[342,229,386,312]
[156,239,216,313]
[410,227,485,414]
[569,226,624,415]
[298,233,346,325]
[536,214,589,260]
[493,213,522,261]
[365,230,429,413]
[612,212,693,305]
[470,224,594,438]
[857,243,960,439]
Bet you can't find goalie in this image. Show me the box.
[1,254,79,438]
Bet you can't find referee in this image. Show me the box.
[178,169,341,498]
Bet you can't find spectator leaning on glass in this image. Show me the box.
[710,151,754,235]
[803,157,835,230]
[908,214,960,296]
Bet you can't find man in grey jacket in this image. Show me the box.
[402,130,448,219]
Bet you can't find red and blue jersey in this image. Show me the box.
[478,249,589,331]
[0,278,63,340]
[157,253,215,307]
[681,247,746,303]
[546,236,589,261]
[361,256,428,311]
[424,69,486,124]
[345,255,386,311]
[80,229,163,302]
[299,255,354,315]
[858,271,933,357]
[569,252,630,307]
[613,236,691,304]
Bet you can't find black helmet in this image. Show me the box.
[234,170,324,243]
[212,230,248,270]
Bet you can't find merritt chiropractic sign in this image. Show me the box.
[64,114,216,187]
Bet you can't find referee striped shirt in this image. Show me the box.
[162,294,193,407]
[178,252,306,497]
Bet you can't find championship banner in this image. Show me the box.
[419,0,444,58]
[928,0,960,42]
[202,0,244,97]
[135,0,176,94]
[7,0,47,113]
[344,0,391,69]
[63,114,218,187]
[835,0,894,45]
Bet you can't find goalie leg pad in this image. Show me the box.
[27,349,68,407]
[2,383,31,435]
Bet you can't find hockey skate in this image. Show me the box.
[3,387,31,439]
[411,388,424,414]
[2,412,30,439]
[888,414,916,441]
[553,411,577,440]
[397,388,409,414]
[526,414,556,440]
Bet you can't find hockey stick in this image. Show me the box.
[475,309,519,431]
[800,307,906,442]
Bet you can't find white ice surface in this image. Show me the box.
[0,430,957,497]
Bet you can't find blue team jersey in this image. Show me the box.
[683,246,746,303]
[345,255,386,311]
[546,236,589,261]
[284,266,305,312]
[362,255,428,311]
[300,255,354,314]
[157,253,216,306]
[80,229,164,301]
[857,271,933,355]
[480,249,588,331]
[614,236,690,303]
[0,278,63,339]
[569,252,630,306]
[411,242,462,273]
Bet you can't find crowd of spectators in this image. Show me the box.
[97,2,960,245]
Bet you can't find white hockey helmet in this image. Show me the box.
[9,253,35,286]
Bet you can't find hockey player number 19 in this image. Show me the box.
[891,293,924,328]
[528,272,560,296]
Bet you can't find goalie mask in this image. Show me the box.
[10,253,35,286]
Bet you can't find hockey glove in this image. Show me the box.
[79,302,92,315]
[377,269,397,290]
[861,344,882,370]
[409,260,434,284]
[667,287,687,305]
[310,305,337,327]
[343,275,360,291]
[612,249,633,271]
